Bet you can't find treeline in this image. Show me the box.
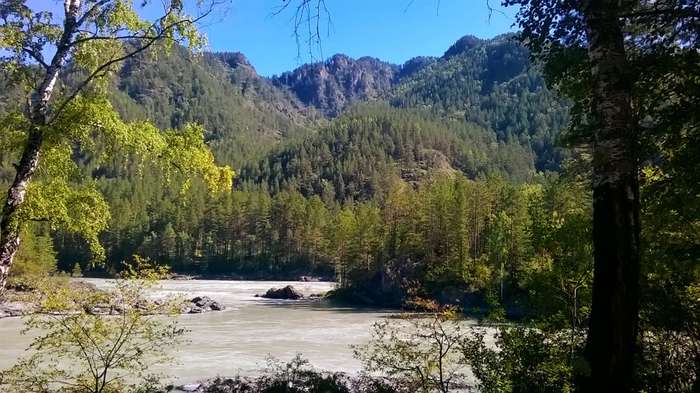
[37,164,590,322]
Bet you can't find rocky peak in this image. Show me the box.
[273,54,399,117]
[443,35,482,59]
[327,53,352,69]
[399,56,438,79]
[216,51,255,71]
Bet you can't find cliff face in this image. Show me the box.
[272,54,399,117]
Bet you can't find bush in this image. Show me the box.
[0,258,185,393]
[354,315,468,393]
[258,355,350,393]
[7,228,57,291]
[460,326,585,393]
[201,356,403,393]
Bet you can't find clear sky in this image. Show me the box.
[207,0,517,76]
[31,0,517,77]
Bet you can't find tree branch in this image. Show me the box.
[21,48,49,69]
[273,0,331,61]
[48,12,212,125]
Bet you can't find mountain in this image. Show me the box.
[268,34,567,171]
[236,34,568,198]
[3,34,568,204]
[109,46,322,168]
[272,54,399,117]
[392,34,569,171]
[102,34,566,176]
[0,32,572,275]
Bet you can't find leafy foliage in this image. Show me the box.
[0,0,233,277]
[0,259,185,393]
[355,316,467,393]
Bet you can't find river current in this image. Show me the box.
[0,279,394,385]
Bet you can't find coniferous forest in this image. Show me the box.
[0,1,699,392]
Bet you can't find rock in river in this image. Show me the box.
[188,296,225,313]
[176,383,201,392]
[0,301,31,318]
[261,285,304,300]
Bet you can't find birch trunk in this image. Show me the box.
[0,0,81,292]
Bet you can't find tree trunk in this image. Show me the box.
[0,131,43,291]
[581,1,641,391]
[0,0,81,292]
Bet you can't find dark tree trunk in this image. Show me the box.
[0,0,81,292]
[580,1,641,391]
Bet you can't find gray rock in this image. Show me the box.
[188,306,204,314]
[188,296,224,312]
[261,285,304,300]
[191,296,208,307]
[177,383,201,392]
[210,301,224,311]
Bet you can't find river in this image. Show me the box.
[0,279,393,385]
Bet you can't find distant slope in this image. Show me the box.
[271,34,568,172]
[105,35,567,200]
[238,104,535,202]
[392,34,569,171]
[109,47,321,167]
[2,34,567,187]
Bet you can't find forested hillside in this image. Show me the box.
[270,34,568,171]
[392,34,569,171]
[238,104,535,202]
[109,46,321,168]
[4,33,571,286]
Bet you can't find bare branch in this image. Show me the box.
[486,0,508,22]
[76,0,112,26]
[273,0,331,62]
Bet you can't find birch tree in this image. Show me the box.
[0,0,233,290]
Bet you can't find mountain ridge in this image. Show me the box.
[104,32,567,181]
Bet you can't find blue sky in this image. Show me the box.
[32,0,517,77]
[207,0,517,76]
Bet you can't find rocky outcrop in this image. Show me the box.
[184,296,225,314]
[260,285,304,300]
[443,34,481,59]
[0,293,225,318]
[273,54,398,117]
[176,383,202,392]
[0,300,32,318]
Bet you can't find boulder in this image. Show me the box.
[192,296,211,307]
[188,306,204,314]
[210,301,223,311]
[177,383,201,392]
[188,296,225,312]
[261,285,304,300]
